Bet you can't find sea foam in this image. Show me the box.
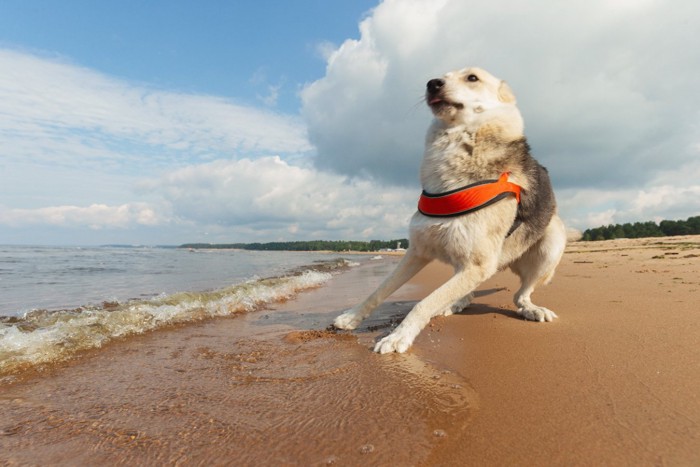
[0,269,332,379]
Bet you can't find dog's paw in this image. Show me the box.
[333,310,363,330]
[373,327,417,354]
[518,305,558,322]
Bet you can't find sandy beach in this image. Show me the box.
[1,236,699,465]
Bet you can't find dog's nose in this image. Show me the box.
[427,78,445,93]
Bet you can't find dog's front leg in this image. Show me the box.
[333,252,430,330]
[374,262,495,354]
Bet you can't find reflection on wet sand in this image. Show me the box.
[0,259,477,465]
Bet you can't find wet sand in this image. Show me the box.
[2,236,699,465]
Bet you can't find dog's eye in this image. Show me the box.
[466,74,479,82]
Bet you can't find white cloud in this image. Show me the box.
[314,41,338,61]
[259,83,282,107]
[301,0,700,226]
[0,48,421,244]
[0,48,320,242]
[146,156,416,241]
[0,203,167,230]
[250,67,285,107]
[558,158,700,228]
[0,48,311,175]
[1,155,414,242]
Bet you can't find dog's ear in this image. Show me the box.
[498,80,516,103]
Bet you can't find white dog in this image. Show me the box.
[334,67,567,354]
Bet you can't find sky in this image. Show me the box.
[0,0,699,246]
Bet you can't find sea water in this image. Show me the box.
[0,245,362,377]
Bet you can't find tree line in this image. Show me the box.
[179,215,699,249]
[581,216,700,241]
[180,239,409,252]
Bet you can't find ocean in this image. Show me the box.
[0,245,376,378]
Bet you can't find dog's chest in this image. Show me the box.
[407,198,515,266]
[421,132,507,194]
[408,216,474,264]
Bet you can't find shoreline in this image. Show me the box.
[1,236,699,465]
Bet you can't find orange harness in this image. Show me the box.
[418,172,522,218]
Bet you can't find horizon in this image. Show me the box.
[2,212,699,247]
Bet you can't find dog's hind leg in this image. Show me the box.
[510,216,566,322]
[333,251,430,330]
[437,292,474,317]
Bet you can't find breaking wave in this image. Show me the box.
[0,260,352,379]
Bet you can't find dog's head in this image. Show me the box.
[426,67,522,137]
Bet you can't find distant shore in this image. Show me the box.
[186,247,407,256]
[180,239,409,253]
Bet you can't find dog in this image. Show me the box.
[333,67,567,354]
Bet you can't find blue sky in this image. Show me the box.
[1,0,699,245]
[0,0,376,113]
